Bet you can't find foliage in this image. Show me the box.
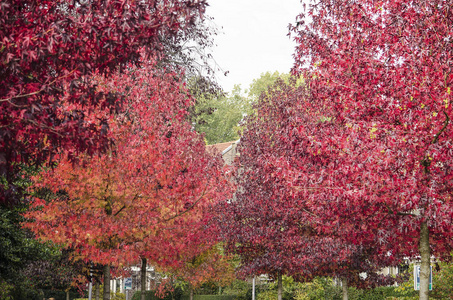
[220,78,400,287]
[257,275,302,300]
[292,0,453,245]
[192,85,248,144]
[393,264,418,299]
[157,15,221,88]
[0,165,79,296]
[90,283,126,300]
[22,246,86,293]
[168,244,236,292]
[131,292,236,300]
[132,289,183,300]
[41,289,83,300]
[221,279,254,300]
[24,59,232,282]
[180,296,236,300]
[430,261,453,299]
[293,278,342,300]
[247,71,291,102]
[393,260,453,299]
[345,286,411,300]
[192,72,294,145]
[288,0,453,295]
[0,280,13,300]
[111,292,126,300]
[74,289,123,300]
[0,0,209,205]
[0,202,75,298]
[0,205,30,280]
[254,276,413,300]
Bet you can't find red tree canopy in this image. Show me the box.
[24,60,233,270]
[0,0,208,204]
[288,0,452,297]
[290,0,453,260]
[219,79,401,287]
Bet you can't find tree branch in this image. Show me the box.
[0,69,77,103]
[431,111,450,144]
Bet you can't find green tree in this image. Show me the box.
[193,72,297,145]
[0,203,68,300]
[247,71,291,102]
[193,85,248,144]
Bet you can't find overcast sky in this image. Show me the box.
[205,0,303,94]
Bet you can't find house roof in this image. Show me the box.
[206,141,237,155]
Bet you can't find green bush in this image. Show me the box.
[0,280,13,300]
[430,261,453,299]
[74,291,124,300]
[132,291,164,300]
[42,289,83,300]
[257,276,416,300]
[132,288,183,300]
[293,278,342,300]
[221,279,253,300]
[346,286,404,300]
[8,284,43,300]
[180,296,236,300]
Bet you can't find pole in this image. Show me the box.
[88,268,93,300]
[252,276,255,300]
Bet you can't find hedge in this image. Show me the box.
[132,291,236,300]
[180,296,236,300]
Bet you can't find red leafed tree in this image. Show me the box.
[219,79,401,300]
[290,0,453,298]
[24,60,232,299]
[0,0,208,204]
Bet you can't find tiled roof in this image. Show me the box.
[206,141,236,155]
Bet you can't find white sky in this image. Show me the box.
[206,0,303,94]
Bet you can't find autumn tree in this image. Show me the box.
[0,0,209,205]
[24,59,232,300]
[290,0,453,299]
[220,79,403,300]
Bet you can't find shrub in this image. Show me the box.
[132,288,183,300]
[180,296,236,300]
[294,278,342,300]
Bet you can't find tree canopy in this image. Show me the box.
[219,79,400,299]
[289,0,453,298]
[0,0,209,205]
[24,59,232,295]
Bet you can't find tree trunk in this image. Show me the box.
[419,220,430,300]
[66,290,69,300]
[342,278,348,300]
[95,281,100,300]
[189,287,194,300]
[277,273,282,300]
[141,257,147,300]
[103,265,111,300]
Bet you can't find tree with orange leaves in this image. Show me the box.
[24,59,232,300]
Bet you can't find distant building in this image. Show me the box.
[206,140,240,165]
